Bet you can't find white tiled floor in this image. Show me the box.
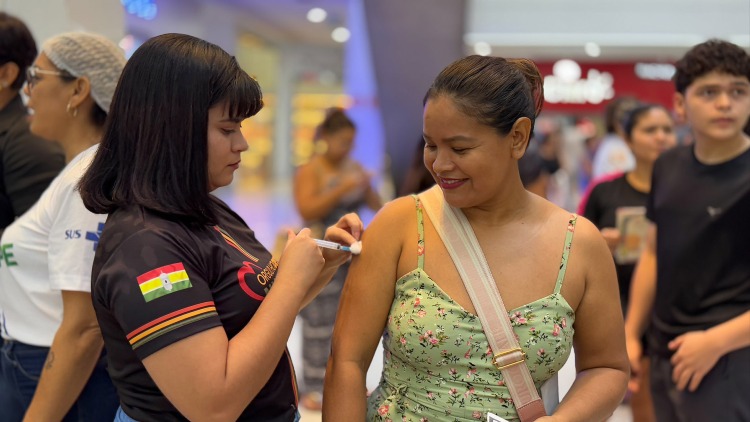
[218,181,635,422]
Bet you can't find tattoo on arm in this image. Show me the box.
[44,351,55,370]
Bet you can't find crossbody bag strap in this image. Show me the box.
[418,186,546,421]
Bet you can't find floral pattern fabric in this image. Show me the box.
[366,198,577,422]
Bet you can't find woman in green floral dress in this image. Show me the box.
[324,55,629,421]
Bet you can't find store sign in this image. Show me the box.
[544,60,615,105]
[535,61,674,112]
[634,63,676,81]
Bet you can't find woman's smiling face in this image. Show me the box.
[422,95,522,209]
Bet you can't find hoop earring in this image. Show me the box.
[66,102,78,118]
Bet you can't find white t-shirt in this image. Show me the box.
[591,134,635,179]
[0,144,102,346]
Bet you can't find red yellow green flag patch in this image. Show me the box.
[137,262,192,302]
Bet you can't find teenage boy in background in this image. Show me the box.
[624,39,750,422]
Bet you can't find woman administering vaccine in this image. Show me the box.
[78,33,362,421]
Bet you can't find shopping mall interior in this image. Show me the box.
[3,0,749,420]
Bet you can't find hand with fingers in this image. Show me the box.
[321,212,364,267]
[668,330,720,392]
[276,228,325,291]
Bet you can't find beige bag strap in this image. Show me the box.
[419,186,546,421]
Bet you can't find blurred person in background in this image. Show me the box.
[0,12,64,235]
[591,96,641,179]
[572,117,599,193]
[519,130,562,199]
[325,55,628,421]
[0,31,125,421]
[582,104,677,422]
[518,138,550,199]
[293,107,381,410]
[399,137,436,196]
[625,39,750,422]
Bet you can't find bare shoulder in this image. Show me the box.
[347,158,366,172]
[364,196,417,242]
[573,214,609,249]
[536,199,614,308]
[539,198,608,253]
[294,159,318,178]
[369,196,417,227]
[361,196,415,251]
[349,196,419,292]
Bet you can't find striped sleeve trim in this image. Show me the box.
[127,302,218,350]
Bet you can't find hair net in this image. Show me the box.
[42,32,126,113]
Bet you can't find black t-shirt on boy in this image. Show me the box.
[647,145,750,357]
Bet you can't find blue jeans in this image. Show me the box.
[114,407,137,421]
[0,339,119,422]
[115,406,302,421]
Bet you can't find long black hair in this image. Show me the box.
[79,33,263,225]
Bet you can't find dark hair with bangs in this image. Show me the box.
[424,55,544,140]
[674,39,750,94]
[79,33,262,225]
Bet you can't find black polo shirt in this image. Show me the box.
[91,198,298,421]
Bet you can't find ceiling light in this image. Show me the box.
[307,7,327,23]
[331,27,350,43]
[584,42,601,57]
[473,41,491,56]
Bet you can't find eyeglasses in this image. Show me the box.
[25,66,74,90]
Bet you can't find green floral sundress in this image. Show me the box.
[366,196,577,422]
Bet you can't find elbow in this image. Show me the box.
[177,380,264,422]
[77,323,104,349]
[58,318,103,351]
[616,364,629,386]
[607,358,631,400]
[614,367,629,402]
[325,351,368,389]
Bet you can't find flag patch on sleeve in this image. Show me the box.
[137,262,192,302]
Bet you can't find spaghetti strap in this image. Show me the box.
[411,195,426,270]
[554,214,578,294]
